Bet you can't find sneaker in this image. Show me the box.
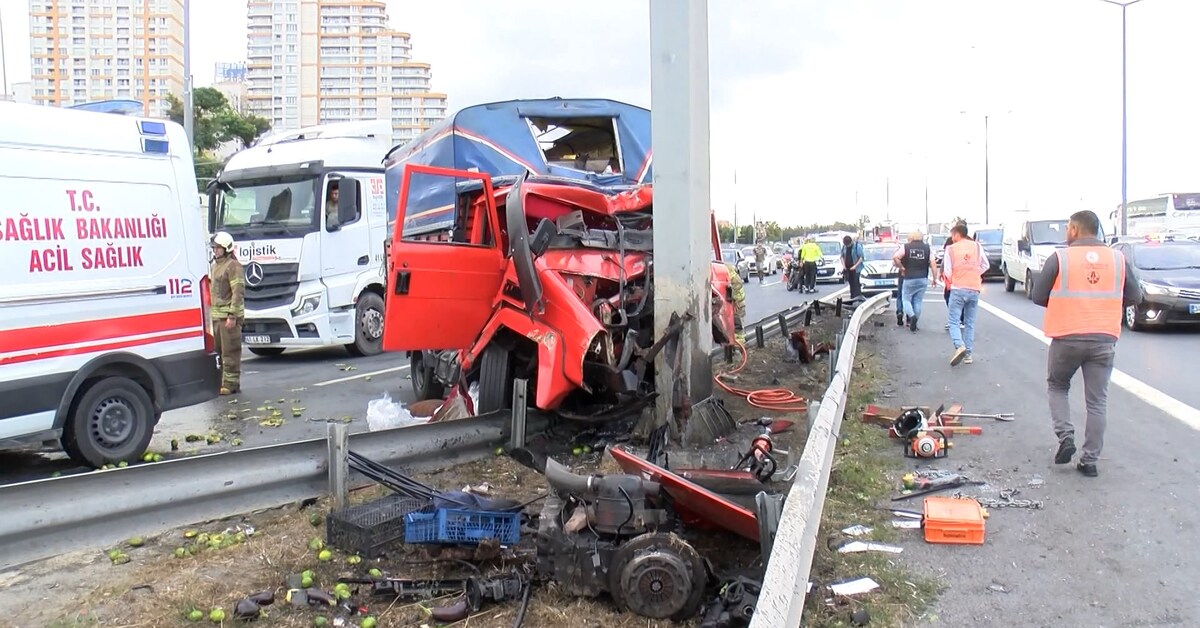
[1077,462,1098,477]
[1054,438,1076,465]
[944,323,950,330]
[950,347,967,366]
[897,314,905,327]
[963,354,973,364]
[909,316,918,332]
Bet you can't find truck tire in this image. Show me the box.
[248,347,286,357]
[1024,270,1034,300]
[410,351,444,400]
[61,376,156,468]
[346,291,385,357]
[1003,266,1016,292]
[476,344,512,415]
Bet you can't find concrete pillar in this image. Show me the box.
[649,0,713,431]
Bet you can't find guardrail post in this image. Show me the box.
[755,325,765,348]
[777,313,790,338]
[804,308,813,327]
[327,423,349,511]
[835,297,842,318]
[510,379,529,449]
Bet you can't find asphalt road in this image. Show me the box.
[874,282,1200,626]
[0,272,843,485]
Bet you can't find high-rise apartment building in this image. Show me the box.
[27,0,185,117]
[245,0,448,143]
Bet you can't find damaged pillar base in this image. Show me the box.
[681,397,737,446]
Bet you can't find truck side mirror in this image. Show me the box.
[337,177,360,226]
[529,218,558,258]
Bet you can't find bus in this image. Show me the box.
[1111,193,1200,238]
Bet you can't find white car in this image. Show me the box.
[814,239,846,283]
[859,244,902,294]
[742,246,779,277]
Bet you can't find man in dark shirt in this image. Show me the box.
[892,231,935,331]
[842,235,864,299]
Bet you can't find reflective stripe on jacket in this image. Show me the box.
[210,255,245,319]
[1043,246,1125,339]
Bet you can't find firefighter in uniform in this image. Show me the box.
[725,262,747,344]
[1031,210,1140,478]
[210,232,245,395]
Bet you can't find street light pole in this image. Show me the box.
[0,5,9,98]
[1101,0,1145,236]
[183,0,194,149]
[984,114,990,225]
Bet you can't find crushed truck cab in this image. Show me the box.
[380,99,734,420]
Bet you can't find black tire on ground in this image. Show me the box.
[1024,270,1034,300]
[1004,266,1016,292]
[61,376,156,468]
[248,347,286,357]
[345,291,385,357]
[410,351,445,400]
[476,344,512,414]
[1124,304,1143,331]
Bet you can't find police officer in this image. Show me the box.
[1031,210,1140,477]
[798,237,822,294]
[210,232,245,395]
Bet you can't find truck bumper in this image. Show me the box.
[242,301,355,349]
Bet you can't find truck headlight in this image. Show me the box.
[292,293,322,316]
[1140,282,1175,297]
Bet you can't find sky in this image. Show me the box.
[2,0,1198,230]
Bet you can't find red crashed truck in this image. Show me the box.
[379,99,735,420]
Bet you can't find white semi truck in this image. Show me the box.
[207,120,393,357]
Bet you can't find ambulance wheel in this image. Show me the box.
[248,347,285,357]
[411,351,444,400]
[62,376,155,469]
[346,292,385,357]
[476,344,512,415]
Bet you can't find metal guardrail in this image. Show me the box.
[0,412,545,571]
[750,291,891,627]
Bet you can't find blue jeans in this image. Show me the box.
[900,277,929,320]
[947,288,980,353]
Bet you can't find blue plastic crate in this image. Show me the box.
[404,508,520,545]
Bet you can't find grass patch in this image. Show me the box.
[803,346,941,627]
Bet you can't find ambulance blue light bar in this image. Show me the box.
[143,138,170,154]
[139,120,167,136]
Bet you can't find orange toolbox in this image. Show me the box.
[922,496,986,545]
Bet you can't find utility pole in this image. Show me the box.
[649,0,713,438]
[1100,0,1145,236]
[0,5,9,98]
[885,177,890,221]
[732,169,738,244]
[183,0,194,149]
[924,176,929,226]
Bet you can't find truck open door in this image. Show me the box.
[382,165,507,351]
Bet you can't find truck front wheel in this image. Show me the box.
[410,351,445,400]
[346,292,385,357]
[61,376,156,468]
[476,344,513,415]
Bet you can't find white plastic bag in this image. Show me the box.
[366,392,425,431]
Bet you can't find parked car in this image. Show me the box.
[742,246,779,277]
[814,239,846,283]
[1002,219,1106,299]
[1109,239,1200,330]
[722,247,751,282]
[859,244,902,294]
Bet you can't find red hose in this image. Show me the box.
[714,341,808,412]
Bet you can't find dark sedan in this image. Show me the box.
[973,228,1005,279]
[1111,239,1200,330]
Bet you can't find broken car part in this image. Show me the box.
[699,576,762,628]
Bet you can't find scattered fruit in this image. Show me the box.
[494,447,504,456]
[205,432,222,445]
[142,452,155,462]
[361,617,377,628]
[185,434,205,442]
[187,609,204,622]
[209,608,226,623]
[301,575,314,589]
[346,555,362,565]
[111,553,130,565]
[127,536,144,547]
[174,547,188,558]
[308,512,322,527]
[341,416,353,424]
[106,549,121,561]
[364,375,372,382]
[152,453,164,463]
[231,438,244,447]
[582,445,592,454]
[260,417,285,428]
[308,538,325,551]
[368,568,383,578]
[572,447,584,456]
[50,471,61,478]
[313,617,328,627]
[117,461,129,468]
[317,549,333,562]
[301,569,315,580]
[184,530,198,539]
[170,438,180,451]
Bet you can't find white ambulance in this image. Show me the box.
[0,102,219,467]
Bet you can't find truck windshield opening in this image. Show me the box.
[527,116,621,175]
[214,176,319,237]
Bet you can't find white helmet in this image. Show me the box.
[211,231,235,251]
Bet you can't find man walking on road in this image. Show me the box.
[799,237,822,294]
[209,232,245,395]
[942,223,989,366]
[842,235,864,299]
[892,231,936,332]
[753,240,767,284]
[1031,210,1140,477]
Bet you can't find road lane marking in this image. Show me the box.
[314,364,410,387]
[978,299,1200,432]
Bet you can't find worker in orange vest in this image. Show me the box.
[1031,210,1140,478]
[941,223,990,366]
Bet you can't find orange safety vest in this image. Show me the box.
[947,240,985,292]
[1043,246,1125,339]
